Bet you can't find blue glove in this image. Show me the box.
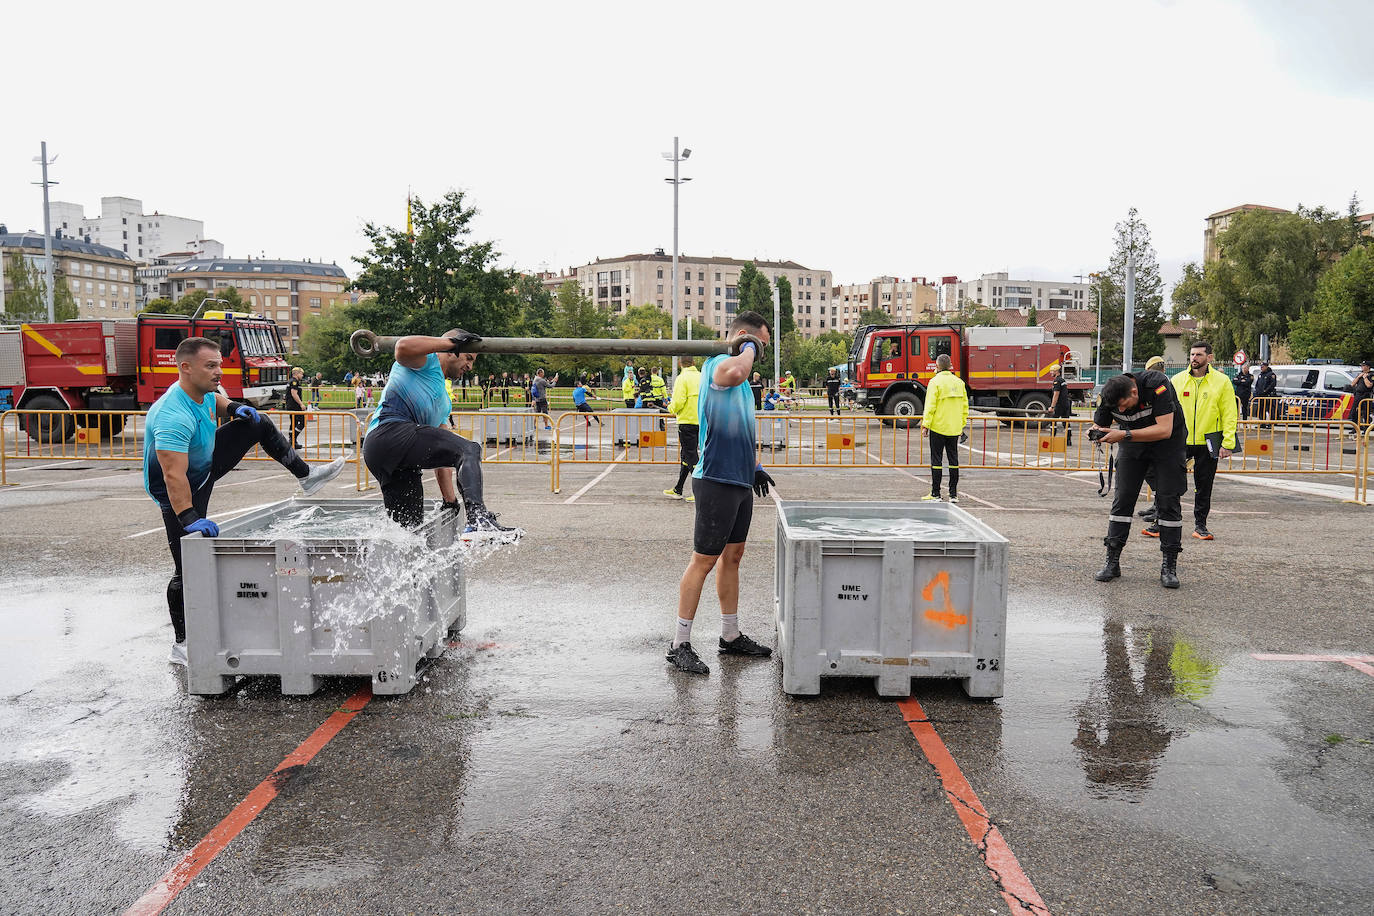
[731,334,765,358]
[233,404,260,423]
[184,518,219,538]
[752,467,775,498]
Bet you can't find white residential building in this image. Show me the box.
[937,272,1092,313]
[48,197,208,261]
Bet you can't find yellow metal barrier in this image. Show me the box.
[553,408,676,493]
[355,411,556,494]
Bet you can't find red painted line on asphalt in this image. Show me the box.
[898,696,1050,915]
[123,686,373,916]
[1341,660,1374,678]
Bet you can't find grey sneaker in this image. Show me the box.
[461,508,523,545]
[300,456,346,496]
[168,641,188,666]
[666,641,709,675]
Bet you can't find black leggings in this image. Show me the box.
[928,430,960,497]
[827,391,841,414]
[160,416,308,642]
[363,422,484,528]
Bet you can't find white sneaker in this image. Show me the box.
[460,509,524,546]
[168,641,188,666]
[300,456,346,496]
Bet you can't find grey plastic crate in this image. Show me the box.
[757,415,788,449]
[477,407,538,444]
[182,498,465,697]
[774,500,1008,698]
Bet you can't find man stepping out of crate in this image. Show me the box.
[145,337,347,666]
[668,311,777,675]
[361,329,522,544]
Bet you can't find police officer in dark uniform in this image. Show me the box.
[1091,369,1188,589]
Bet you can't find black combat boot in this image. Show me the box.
[1095,546,1122,582]
[1160,554,1180,589]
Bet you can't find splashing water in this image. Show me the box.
[785,515,967,540]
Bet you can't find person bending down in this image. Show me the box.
[146,337,345,666]
[362,330,521,543]
[668,310,776,676]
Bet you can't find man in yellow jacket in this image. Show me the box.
[622,365,637,407]
[664,356,702,500]
[919,353,970,502]
[1169,340,1236,540]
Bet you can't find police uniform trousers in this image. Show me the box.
[1106,442,1187,555]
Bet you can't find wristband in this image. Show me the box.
[176,508,201,528]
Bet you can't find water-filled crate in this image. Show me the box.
[183,498,465,697]
[609,408,666,445]
[774,501,1008,698]
[758,415,788,449]
[478,407,538,443]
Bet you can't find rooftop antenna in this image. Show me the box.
[32,141,59,321]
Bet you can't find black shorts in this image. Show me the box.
[692,477,753,556]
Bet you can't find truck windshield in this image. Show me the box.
[236,324,278,358]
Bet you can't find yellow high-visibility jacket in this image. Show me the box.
[669,365,701,424]
[650,373,667,399]
[920,370,969,436]
[1171,366,1238,450]
[444,378,455,407]
[623,376,636,400]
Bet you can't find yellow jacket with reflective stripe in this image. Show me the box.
[444,378,455,406]
[920,370,969,436]
[623,375,636,400]
[669,365,701,424]
[1170,366,1238,450]
[650,373,667,399]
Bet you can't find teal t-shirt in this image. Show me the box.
[144,384,218,507]
[366,354,451,433]
[693,355,757,488]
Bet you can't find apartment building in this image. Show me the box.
[49,197,209,261]
[167,258,349,353]
[941,272,1092,312]
[830,277,939,333]
[569,251,834,338]
[136,242,227,305]
[0,231,138,319]
[1202,204,1291,263]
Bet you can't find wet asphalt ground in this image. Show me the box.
[1,451,1372,915]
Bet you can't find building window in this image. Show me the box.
[697,287,704,296]
[657,284,663,294]
[715,272,721,281]
[714,287,721,296]
[309,297,321,309]
[656,268,663,278]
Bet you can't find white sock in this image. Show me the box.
[721,613,740,642]
[673,616,694,648]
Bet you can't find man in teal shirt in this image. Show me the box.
[667,310,776,676]
[362,329,520,542]
[145,336,344,666]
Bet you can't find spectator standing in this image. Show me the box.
[749,372,764,410]
[1253,361,1277,427]
[622,367,637,407]
[919,354,969,502]
[310,372,323,407]
[1351,361,1373,432]
[664,355,701,501]
[1233,364,1253,420]
[1049,366,1073,445]
[286,367,308,449]
[500,371,511,407]
[1164,341,1236,541]
[354,376,367,409]
[825,368,842,416]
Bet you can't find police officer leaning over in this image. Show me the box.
[1091,367,1189,589]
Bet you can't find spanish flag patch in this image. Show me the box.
[1155,384,1167,394]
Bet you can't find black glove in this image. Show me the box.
[441,499,462,514]
[446,330,482,352]
[752,468,775,498]
[730,334,765,359]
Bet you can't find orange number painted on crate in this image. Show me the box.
[921,570,969,629]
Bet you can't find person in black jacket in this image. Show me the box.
[1350,361,1373,432]
[1091,370,1188,588]
[1232,364,1253,420]
[1252,362,1277,427]
[825,368,843,415]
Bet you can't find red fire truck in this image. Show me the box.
[847,323,1093,421]
[0,311,290,441]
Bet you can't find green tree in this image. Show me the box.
[142,286,250,318]
[774,274,796,336]
[547,280,614,378]
[515,273,555,338]
[615,304,673,366]
[1288,245,1374,362]
[297,304,364,381]
[350,190,520,373]
[857,307,894,326]
[953,297,1000,328]
[141,297,176,314]
[737,262,772,318]
[1175,208,1321,357]
[1025,305,1037,327]
[793,331,852,385]
[3,252,77,322]
[1095,207,1166,367]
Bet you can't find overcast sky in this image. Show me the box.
[4,0,1372,302]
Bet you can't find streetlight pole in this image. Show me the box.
[1089,272,1103,383]
[663,139,691,386]
[33,141,59,322]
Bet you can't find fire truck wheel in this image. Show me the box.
[22,394,77,444]
[87,414,125,437]
[882,391,923,428]
[1017,391,1053,427]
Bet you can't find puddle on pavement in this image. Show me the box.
[999,594,1374,887]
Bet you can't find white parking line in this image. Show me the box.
[1,470,143,493]
[125,500,282,539]
[563,450,626,504]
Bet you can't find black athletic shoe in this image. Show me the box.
[1138,506,1158,522]
[719,632,772,657]
[666,641,709,675]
